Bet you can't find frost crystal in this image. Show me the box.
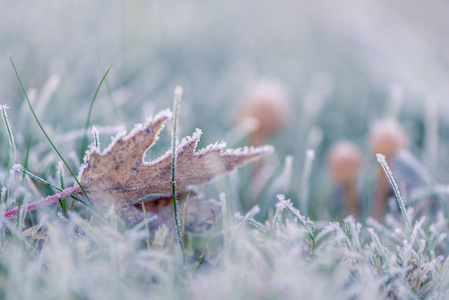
[77,108,273,223]
[376,153,412,230]
[12,164,24,172]
[1,105,15,150]
[91,125,100,149]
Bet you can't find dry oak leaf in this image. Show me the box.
[78,109,273,223]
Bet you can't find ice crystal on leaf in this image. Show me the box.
[78,109,273,223]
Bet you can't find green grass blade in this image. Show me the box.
[142,201,151,250]
[171,86,185,262]
[299,149,315,214]
[13,164,62,192]
[80,65,113,158]
[277,195,316,244]
[97,53,121,119]
[57,162,67,216]
[219,193,228,245]
[0,105,16,166]
[13,164,86,206]
[22,135,31,178]
[376,153,412,231]
[8,54,91,204]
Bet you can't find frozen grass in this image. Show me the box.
[1,60,449,298]
[2,2,449,298]
[171,86,185,261]
[2,72,449,299]
[0,189,448,299]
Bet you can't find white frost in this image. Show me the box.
[91,125,100,149]
[12,164,24,172]
[225,145,274,156]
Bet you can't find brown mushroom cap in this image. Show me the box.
[237,80,290,142]
[369,120,407,160]
[328,141,363,184]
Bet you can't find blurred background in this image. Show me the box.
[1,0,449,219]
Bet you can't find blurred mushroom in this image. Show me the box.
[236,79,290,146]
[369,120,407,221]
[328,141,363,219]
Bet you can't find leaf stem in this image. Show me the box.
[4,186,82,218]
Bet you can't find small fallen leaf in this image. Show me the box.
[6,108,273,233]
[78,109,273,223]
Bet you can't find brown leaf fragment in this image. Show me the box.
[78,109,273,222]
[148,195,222,235]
